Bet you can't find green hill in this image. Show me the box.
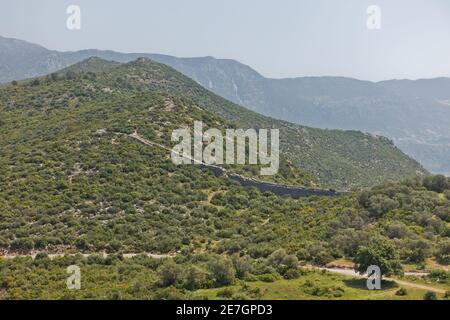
[0,58,448,299]
[1,35,448,175]
[57,58,427,189]
[0,56,437,253]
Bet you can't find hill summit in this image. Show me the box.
[4,57,427,189]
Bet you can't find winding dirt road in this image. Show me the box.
[311,266,446,294]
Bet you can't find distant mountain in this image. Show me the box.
[0,35,447,174]
[378,78,450,100]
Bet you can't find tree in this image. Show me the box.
[366,194,399,218]
[282,255,299,269]
[184,266,207,290]
[423,175,448,193]
[208,256,236,286]
[353,237,403,277]
[267,249,287,267]
[159,262,183,287]
[232,255,253,279]
[435,240,450,265]
[404,239,431,263]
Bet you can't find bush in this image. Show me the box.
[284,268,301,279]
[427,270,449,283]
[10,238,34,251]
[258,274,277,282]
[395,288,408,296]
[435,241,450,265]
[423,291,438,300]
[423,175,448,193]
[232,255,252,279]
[216,288,234,298]
[282,255,299,269]
[367,195,399,218]
[208,256,236,286]
[159,262,183,287]
[305,243,334,265]
[267,249,287,266]
[184,266,208,290]
[301,281,344,297]
[108,291,122,300]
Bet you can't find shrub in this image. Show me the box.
[435,241,450,265]
[208,256,236,286]
[10,238,34,251]
[284,268,301,279]
[423,291,438,300]
[395,288,408,296]
[232,255,253,279]
[423,175,448,193]
[108,291,122,300]
[216,288,234,298]
[301,282,344,297]
[258,274,277,282]
[267,249,287,266]
[367,195,399,218]
[159,262,184,287]
[184,266,208,290]
[282,255,299,269]
[427,270,449,283]
[305,243,334,265]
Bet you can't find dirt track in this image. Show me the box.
[312,266,446,294]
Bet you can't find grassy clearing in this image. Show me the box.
[193,271,449,300]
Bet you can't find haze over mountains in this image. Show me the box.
[1,35,449,175]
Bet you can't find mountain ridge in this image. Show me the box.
[1,56,427,189]
[1,36,446,174]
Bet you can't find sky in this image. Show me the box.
[1,0,449,81]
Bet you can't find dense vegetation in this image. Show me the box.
[59,57,427,189]
[1,251,449,300]
[0,58,447,300]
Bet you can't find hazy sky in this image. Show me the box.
[1,0,449,81]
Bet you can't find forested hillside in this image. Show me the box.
[62,58,428,189]
[0,58,448,300]
[1,35,443,174]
